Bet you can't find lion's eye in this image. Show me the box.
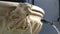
[9,14,20,21]
[12,15,19,19]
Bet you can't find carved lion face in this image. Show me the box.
[0,3,30,30]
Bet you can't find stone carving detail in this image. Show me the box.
[0,2,45,34]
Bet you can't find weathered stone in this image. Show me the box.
[0,1,45,34]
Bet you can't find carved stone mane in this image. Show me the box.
[0,1,45,34]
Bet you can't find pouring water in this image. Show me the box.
[41,19,60,34]
[52,25,60,34]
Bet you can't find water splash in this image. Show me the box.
[52,25,60,34]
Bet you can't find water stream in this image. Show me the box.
[52,25,60,34]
